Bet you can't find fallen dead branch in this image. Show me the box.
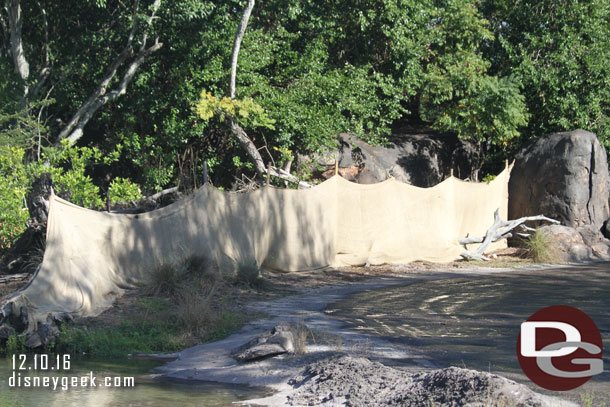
[459,209,560,261]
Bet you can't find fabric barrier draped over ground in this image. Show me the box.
[11,167,511,329]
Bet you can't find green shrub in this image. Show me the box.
[59,322,183,356]
[0,146,30,250]
[108,177,142,204]
[0,140,143,253]
[4,334,26,355]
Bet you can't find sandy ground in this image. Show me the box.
[154,263,578,406]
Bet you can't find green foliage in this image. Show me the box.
[0,147,30,250]
[481,0,610,148]
[59,322,183,356]
[0,0,608,192]
[108,177,142,203]
[196,91,276,130]
[429,75,529,146]
[118,132,175,192]
[419,0,529,147]
[1,334,27,355]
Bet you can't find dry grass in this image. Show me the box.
[235,260,265,289]
[524,229,560,263]
[291,321,310,355]
[145,261,183,296]
[59,253,270,355]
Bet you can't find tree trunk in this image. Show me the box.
[230,119,266,178]
[230,0,255,100]
[7,0,30,99]
[227,0,266,179]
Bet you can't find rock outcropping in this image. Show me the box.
[509,130,610,262]
[509,129,610,228]
[232,323,303,362]
[305,132,479,187]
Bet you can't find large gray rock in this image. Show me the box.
[232,323,301,362]
[538,225,593,263]
[509,130,610,229]
[304,132,479,187]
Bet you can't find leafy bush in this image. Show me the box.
[0,147,30,250]
[0,138,143,252]
[0,333,26,355]
[108,177,142,203]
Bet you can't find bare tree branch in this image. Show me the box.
[57,0,163,144]
[63,40,162,143]
[230,0,255,99]
[459,209,560,261]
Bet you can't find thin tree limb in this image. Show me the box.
[29,1,50,101]
[64,40,163,143]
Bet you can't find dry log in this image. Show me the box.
[0,273,30,284]
[459,209,559,261]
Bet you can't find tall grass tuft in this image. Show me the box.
[235,260,265,289]
[145,260,184,296]
[524,229,559,263]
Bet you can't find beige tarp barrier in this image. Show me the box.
[11,167,511,329]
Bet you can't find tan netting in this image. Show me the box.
[11,167,511,329]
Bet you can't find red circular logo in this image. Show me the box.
[517,305,603,391]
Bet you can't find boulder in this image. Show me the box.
[538,225,593,262]
[509,129,610,229]
[575,224,610,260]
[303,132,480,187]
[232,323,302,362]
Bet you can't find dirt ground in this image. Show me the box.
[0,249,532,332]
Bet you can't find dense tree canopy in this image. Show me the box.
[1,0,608,247]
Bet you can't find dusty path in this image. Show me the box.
[154,265,577,406]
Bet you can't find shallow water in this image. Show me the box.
[328,264,610,404]
[0,356,269,407]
